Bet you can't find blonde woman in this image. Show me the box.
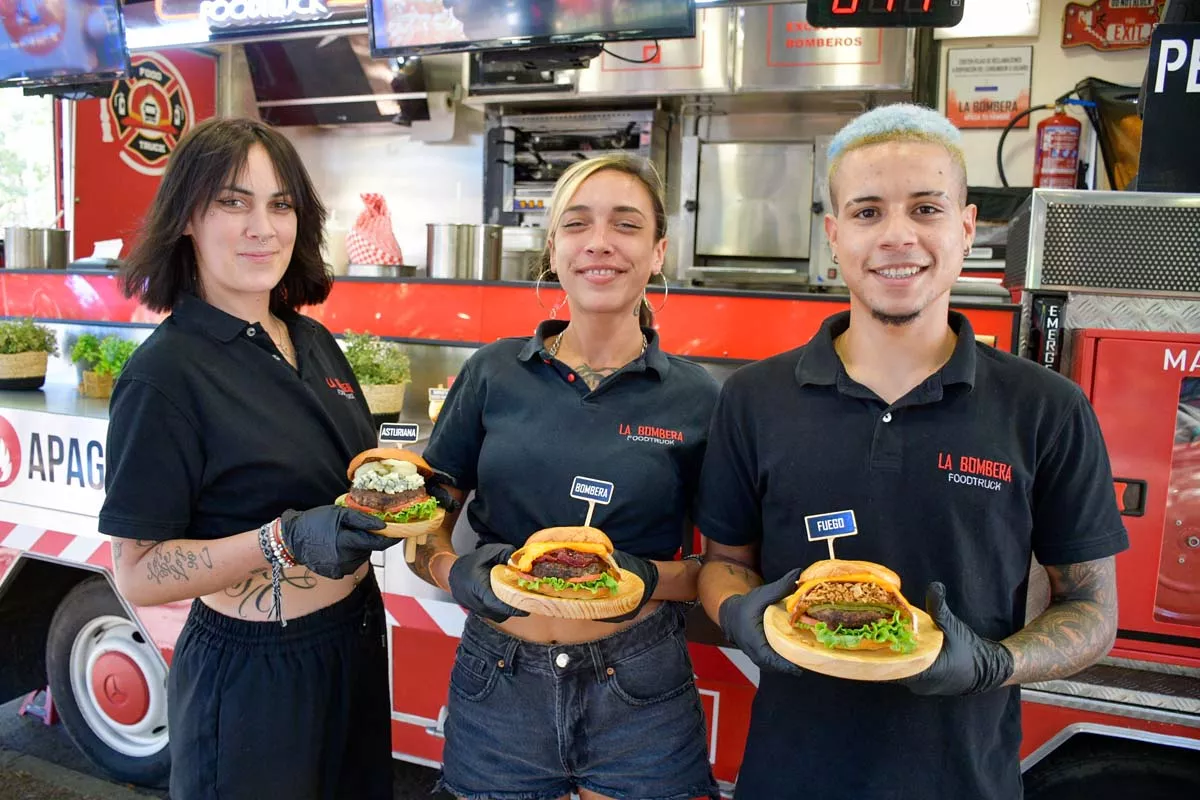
[409,154,720,800]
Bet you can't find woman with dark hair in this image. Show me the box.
[100,117,402,799]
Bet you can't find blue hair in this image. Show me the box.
[826,104,968,205]
[827,103,964,164]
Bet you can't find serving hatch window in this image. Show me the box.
[0,88,56,229]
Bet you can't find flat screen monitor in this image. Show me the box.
[368,0,695,58]
[0,0,128,87]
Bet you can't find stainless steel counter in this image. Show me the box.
[0,385,112,420]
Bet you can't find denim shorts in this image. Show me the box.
[437,602,719,800]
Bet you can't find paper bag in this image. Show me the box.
[345,193,404,266]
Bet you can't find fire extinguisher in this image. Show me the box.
[1033,104,1082,189]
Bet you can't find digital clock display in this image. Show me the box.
[806,0,966,29]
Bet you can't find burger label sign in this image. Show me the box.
[0,409,108,517]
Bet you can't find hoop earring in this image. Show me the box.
[534,269,568,319]
[642,272,669,315]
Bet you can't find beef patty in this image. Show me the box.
[806,604,897,629]
[530,550,607,580]
[349,486,426,510]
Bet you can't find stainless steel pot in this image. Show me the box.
[427,223,505,280]
[426,223,474,279]
[471,224,503,281]
[4,227,69,269]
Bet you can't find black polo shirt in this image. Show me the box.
[423,320,719,560]
[99,292,376,541]
[696,311,1128,800]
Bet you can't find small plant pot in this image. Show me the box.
[80,370,114,399]
[0,351,49,390]
[361,383,407,416]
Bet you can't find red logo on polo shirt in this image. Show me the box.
[325,377,357,400]
[937,451,1012,492]
[0,414,22,488]
[619,423,685,446]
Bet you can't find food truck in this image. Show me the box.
[0,1,1196,795]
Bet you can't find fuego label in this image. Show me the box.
[804,510,858,541]
[570,476,614,505]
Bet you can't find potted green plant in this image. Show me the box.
[70,334,138,399]
[343,330,411,417]
[0,318,58,390]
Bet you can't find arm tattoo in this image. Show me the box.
[223,568,318,618]
[111,540,123,562]
[1004,557,1118,685]
[143,544,214,585]
[575,363,618,391]
[409,535,454,586]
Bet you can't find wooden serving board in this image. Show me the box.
[490,566,645,620]
[375,507,446,539]
[763,603,943,681]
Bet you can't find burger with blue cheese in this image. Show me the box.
[335,448,441,531]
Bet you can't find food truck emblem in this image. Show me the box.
[0,415,22,489]
[105,53,194,177]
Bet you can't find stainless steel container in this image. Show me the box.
[500,226,548,281]
[471,224,503,280]
[4,227,69,269]
[426,223,475,279]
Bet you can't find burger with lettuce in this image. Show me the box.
[784,559,919,654]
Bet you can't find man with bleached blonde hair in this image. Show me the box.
[694,103,1128,799]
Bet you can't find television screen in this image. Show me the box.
[0,0,128,87]
[369,0,695,58]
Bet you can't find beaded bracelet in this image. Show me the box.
[258,518,293,627]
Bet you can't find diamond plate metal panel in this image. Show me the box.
[1027,664,1200,716]
[1063,295,1200,333]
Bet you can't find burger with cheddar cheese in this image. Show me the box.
[504,527,621,598]
[335,448,440,525]
[784,559,919,654]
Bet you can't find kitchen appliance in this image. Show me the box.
[678,135,838,288]
[484,109,668,228]
[4,227,70,270]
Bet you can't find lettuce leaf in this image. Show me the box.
[335,495,439,524]
[798,610,918,654]
[517,572,621,595]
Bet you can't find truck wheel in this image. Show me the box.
[46,577,171,788]
[1024,739,1200,800]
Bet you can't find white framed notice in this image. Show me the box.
[945,46,1034,130]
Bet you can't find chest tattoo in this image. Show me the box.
[574,363,618,390]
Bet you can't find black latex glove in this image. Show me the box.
[718,567,806,678]
[425,476,462,513]
[597,550,660,623]
[899,582,1014,696]
[448,543,530,623]
[278,505,392,580]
